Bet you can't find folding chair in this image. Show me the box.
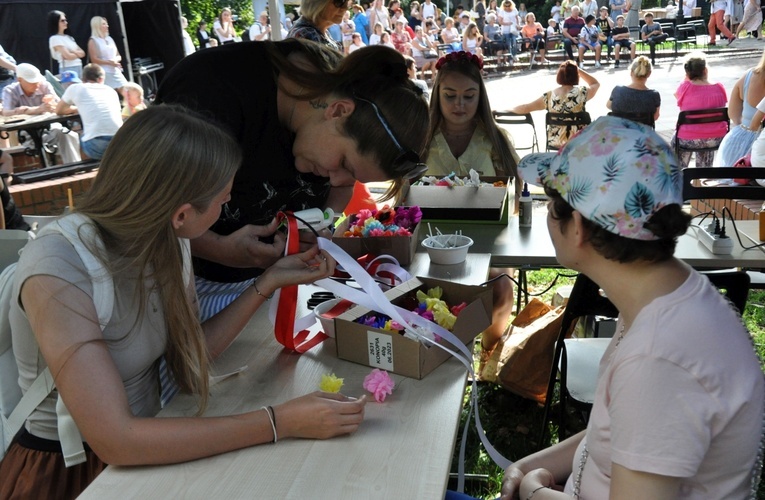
[492,111,540,154]
[674,107,730,162]
[538,271,751,448]
[44,70,65,98]
[689,19,707,48]
[545,111,591,151]
[537,273,618,447]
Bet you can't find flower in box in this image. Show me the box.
[354,287,468,341]
[342,205,422,238]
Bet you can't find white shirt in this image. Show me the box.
[61,82,122,141]
[497,9,519,34]
[682,0,697,16]
[182,31,195,56]
[49,34,82,69]
[422,2,437,19]
[249,22,269,41]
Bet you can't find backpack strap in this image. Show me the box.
[9,214,115,467]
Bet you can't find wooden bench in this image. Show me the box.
[13,159,99,184]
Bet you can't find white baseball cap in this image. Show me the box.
[16,63,45,84]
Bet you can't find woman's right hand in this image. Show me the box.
[275,392,367,439]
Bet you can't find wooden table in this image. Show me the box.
[0,113,79,168]
[432,215,765,269]
[80,253,491,500]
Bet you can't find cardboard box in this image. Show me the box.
[334,276,493,379]
[331,218,420,265]
[401,176,514,223]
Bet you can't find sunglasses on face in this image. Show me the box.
[353,94,428,180]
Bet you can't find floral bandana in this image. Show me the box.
[517,116,683,241]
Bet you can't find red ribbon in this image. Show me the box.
[273,211,329,353]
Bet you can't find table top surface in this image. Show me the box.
[0,112,78,131]
[431,216,765,269]
[80,253,491,500]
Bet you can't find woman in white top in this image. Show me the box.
[48,10,85,78]
[87,16,128,90]
[369,0,392,31]
[214,7,237,44]
[497,0,521,57]
[369,22,384,45]
[462,22,484,56]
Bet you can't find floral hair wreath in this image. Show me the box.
[435,51,484,71]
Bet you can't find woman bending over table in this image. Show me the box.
[0,105,366,499]
[422,51,520,379]
[502,116,764,499]
[672,52,728,169]
[155,39,429,320]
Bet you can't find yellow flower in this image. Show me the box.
[320,373,344,393]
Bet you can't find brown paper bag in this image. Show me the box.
[480,298,565,403]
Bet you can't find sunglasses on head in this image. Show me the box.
[333,0,351,7]
[353,94,428,180]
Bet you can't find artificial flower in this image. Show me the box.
[320,373,344,393]
[375,205,396,224]
[363,369,395,402]
[450,302,468,316]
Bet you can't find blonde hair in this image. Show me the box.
[90,16,106,39]
[631,55,652,78]
[75,105,241,413]
[754,48,765,74]
[300,0,336,22]
[122,81,144,99]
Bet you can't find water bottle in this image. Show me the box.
[519,182,532,228]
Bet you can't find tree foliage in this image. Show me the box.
[180,0,254,36]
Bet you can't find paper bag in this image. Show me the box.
[481,298,565,403]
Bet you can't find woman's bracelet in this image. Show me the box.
[526,485,547,500]
[261,406,278,443]
[252,278,274,300]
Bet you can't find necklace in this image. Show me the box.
[572,321,626,499]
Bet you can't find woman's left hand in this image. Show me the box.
[258,247,336,294]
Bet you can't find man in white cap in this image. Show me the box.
[56,64,121,160]
[1,63,81,165]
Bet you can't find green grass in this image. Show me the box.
[450,269,765,499]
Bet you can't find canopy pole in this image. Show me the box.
[269,0,282,40]
[116,1,133,82]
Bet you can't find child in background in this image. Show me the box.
[121,82,146,120]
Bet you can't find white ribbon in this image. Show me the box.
[314,238,513,491]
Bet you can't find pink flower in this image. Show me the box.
[363,369,395,402]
